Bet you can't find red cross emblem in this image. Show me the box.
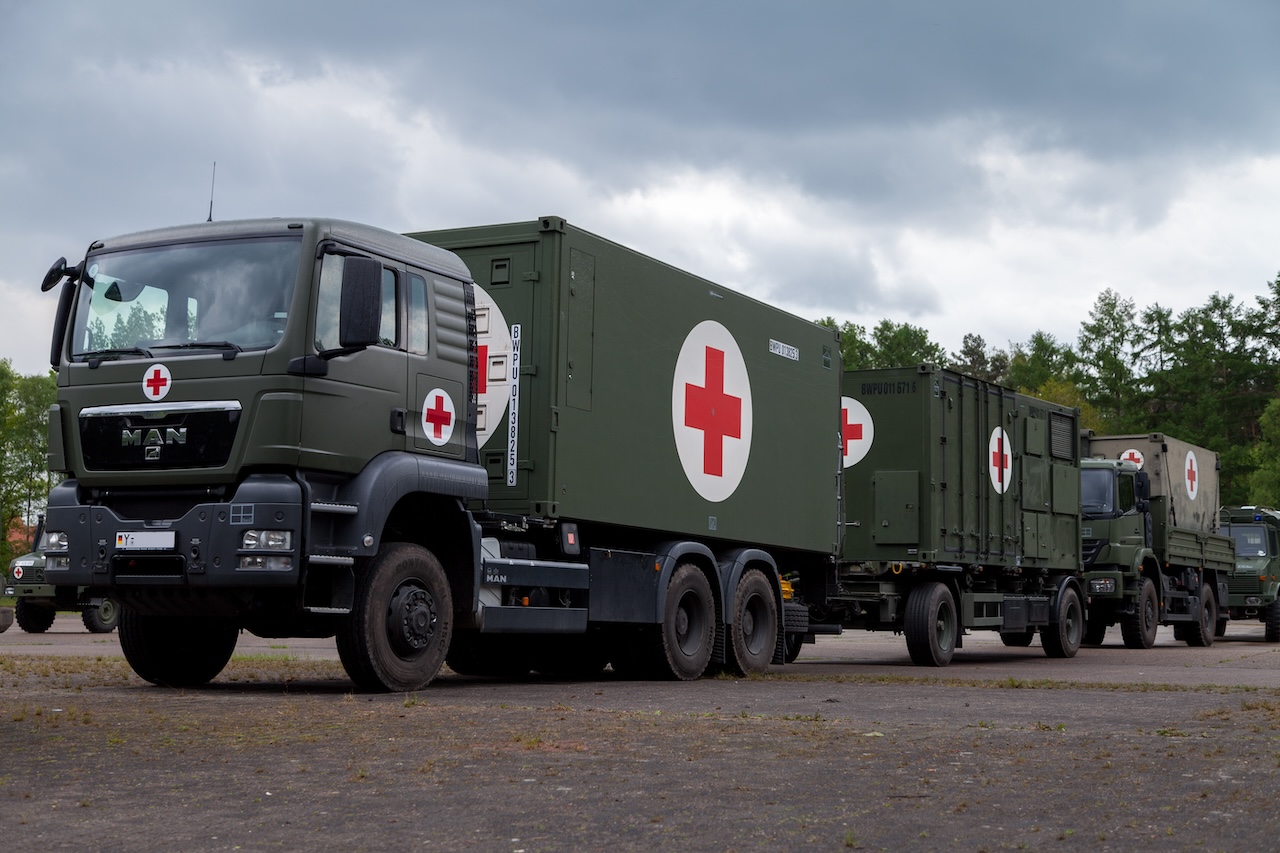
[988,427,1012,494]
[142,364,172,401]
[840,396,874,468]
[672,320,753,503]
[421,389,456,447]
[684,347,742,477]
[1185,451,1199,499]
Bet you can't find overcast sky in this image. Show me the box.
[3,1,1278,377]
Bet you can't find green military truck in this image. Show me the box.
[5,516,119,634]
[790,366,1086,666]
[37,216,841,689]
[1218,506,1280,641]
[1079,433,1233,648]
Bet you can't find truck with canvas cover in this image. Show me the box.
[37,216,839,690]
[793,365,1086,666]
[1217,506,1280,641]
[1079,433,1233,648]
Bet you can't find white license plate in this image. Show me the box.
[115,531,176,551]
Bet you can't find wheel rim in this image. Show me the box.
[675,589,707,655]
[1064,596,1082,645]
[98,598,119,624]
[741,593,770,656]
[386,580,437,658]
[936,601,955,652]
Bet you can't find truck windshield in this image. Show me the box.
[1080,467,1115,519]
[70,236,302,360]
[1227,524,1269,557]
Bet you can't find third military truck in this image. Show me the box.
[1079,433,1233,648]
[1218,505,1280,641]
[36,215,1084,689]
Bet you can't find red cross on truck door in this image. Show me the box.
[141,363,172,402]
[1185,450,1199,501]
[671,320,753,503]
[421,388,456,447]
[841,396,874,468]
[988,427,1013,494]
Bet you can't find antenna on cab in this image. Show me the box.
[207,161,217,222]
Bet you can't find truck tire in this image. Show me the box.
[783,633,805,663]
[1266,600,1280,643]
[118,609,238,687]
[1041,586,1083,658]
[336,543,453,692]
[905,582,956,667]
[14,599,56,633]
[727,569,779,676]
[655,563,715,681]
[1121,578,1158,649]
[82,597,120,634]
[1082,620,1107,646]
[1186,590,1217,648]
[1000,629,1036,647]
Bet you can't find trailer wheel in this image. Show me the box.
[1121,578,1158,649]
[728,569,778,676]
[1082,620,1107,646]
[1186,590,1217,648]
[82,598,120,634]
[1000,629,1036,647]
[905,582,956,666]
[657,563,715,680]
[1265,601,1280,643]
[14,599,56,633]
[1041,586,1083,658]
[1215,618,1228,638]
[783,633,805,663]
[119,609,238,687]
[336,542,453,692]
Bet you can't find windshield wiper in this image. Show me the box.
[150,340,243,360]
[82,347,154,368]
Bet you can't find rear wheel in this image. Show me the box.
[14,599,56,633]
[1121,578,1159,649]
[1265,600,1280,643]
[82,598,120,633]
[119,609,238,687]
[1082,619,1107,646]
[1186,590,1217,648]
[905,582,956,667]
[657,564,715,680]
[1041,586,1083,658]
[336,543,452,692]
[728,569,778,676]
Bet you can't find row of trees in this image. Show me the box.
[0,360,57,568]
[821,273,1280,506]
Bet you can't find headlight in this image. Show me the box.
[1089,578,1117,594]
[40,530,69,552]
[241,530,292,550]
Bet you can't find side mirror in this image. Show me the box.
[338,257,382,348]
[1134,471,1151,513]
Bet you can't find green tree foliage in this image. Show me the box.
[817,317,946,369]
[0,360,57,568]
[949,333,1010,383]
[1075,289,1140,430]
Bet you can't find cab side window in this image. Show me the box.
[1118,474,1136,514]
[380,268,398,347]
[408,272,429,355]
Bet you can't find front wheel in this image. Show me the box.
[1121,578,1159,649]
[1186,590,1217,648]
[82,598,120,634]
[119,609,239,687]
[337,542,453,692]
[905,582,956,667]
[1265,600,1280,643]
[1041,586,1083,658]
[14,599,56,633]
[728,569,779,676]
[1000,629,1036,648]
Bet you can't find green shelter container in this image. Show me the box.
[839,365,1081,572]
[408,216,842,556]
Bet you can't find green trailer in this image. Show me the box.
[795,365,1085,665]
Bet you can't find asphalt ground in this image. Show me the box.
[2,615,1279,851]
